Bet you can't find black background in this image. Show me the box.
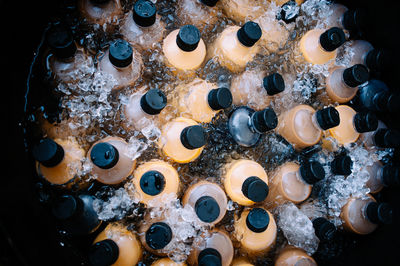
[3,0,400,265]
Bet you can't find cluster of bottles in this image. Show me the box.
[26,0,400,265]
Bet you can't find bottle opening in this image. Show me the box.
[32,138,65,167]
[343,64,369,88]
[145,222,173,250]
[319,27,345,52]
[241,176,269,202]
[312,217,336,242]
[195,196,220,223]
[180,125,206,149]
[366,202,393,225]
[140,170,166,196]
[246,207,270,233]
[90,142,119,169]
[88,239,120,266]
[263,73,285,96]
[330,154,353,176]
[300,161,325,184]
[133,0,157,27]
[207,87,233,111]
[315,107,340,130]
[381,165,400,187]
[46,24,77,59]
[51,195,81,220]
[199,0,219,7]
[236,21,262,47]
[251,108,278,133]
[140,88,167,115]
[176,25,201,52]
[353,111,378,133]
[109,39,133,68]
[198,248,222,266]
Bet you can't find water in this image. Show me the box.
[22,0,397,265]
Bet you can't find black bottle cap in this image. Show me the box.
[330,154,353,176]
[132,0,157,27]
[366,202,393,225]
[319,27,346,52]
[176,25,201,52]
[263,73,285,96]
[365,49,391,72]
[88,239,119,266]
[90,142,119,169]
[251,108,278,133]
[299,161,325,184]
[278,0,299,24]
[194,196,220,223]
[342,64,369,87]
[387,93,400,113]
[198,248,222,266]
[208,87,233,110]
[342,8,367,32]
[51,195,83,220]
[140,89,167,115]
[140,170,166,196]
[46,24,77,59]
[237,21,262,47]
[374,129,400,148]
[145,222,173,250]
[312,217,336,242]
[241,176,269,202]
[180,125,206,149]
[32,138,65,167]
[109,39,133,68]
[381,165,400,187]
[372,91,390,112]
[315,107,340,130]
[246,207,270,233]
[353,111,378,133]
[199,0,219,7]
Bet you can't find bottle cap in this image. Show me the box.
[381,165,400,187]
[180,125,206,150]
[51,195,83,220]
[251,108,278,133]
[87,239,119,266]
[374,129,400,148]
[140,170,166,196]
[278,0,300,24]
[342,64,369,87]
[199,0,219,7]
[90,142,119,169]
[342,8,367,32]
[46,24,77,59]
[140,89,167,115]
[246,207,270,233]
[365,49,391,72]
[109,39,133,68]
[319,27,345,52]
[145,222,173,250]
[366,202,393,225]
[387,93,400,113]
[195,196,220,223]
[198,248,222,266]
[330,154,353,176]
[241,176,269,202]
[300,161,325,184]
[208,87,233,110]
[372,91,390,112]
[237,21,262,47]
[315,107,340,130]
[176,25,201,52]
[132,0,157,27]
[353,111,378,133]
[312,217,336,242]
[263,73,285,95]
[32,138,65,167]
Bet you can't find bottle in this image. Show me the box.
[327,106,378,145]
[51,194,101,236]
[182,181,228,225]
[152,258,187,266]
[88,136,136,185]
[361,126,400,150]
[325,64,369,103]
[330,154,353,176]
[78,0,123,28]
[159,117,206,163]
[312,217,337,242]
[89,223,142,266]
[365,162,400,193]
[266,161,325,209]
[274,245,317,266]
[340,195,393,235]
[132,160,180,205]
[219,0,268,23]
[162,25,206,72]
[46,24,93,85]
[277,105,340,150]
[228,106,278,147]
[120,0,166,51]
[230,71,285,110]
[187,229,234,266]
[324,4,367,35]
[223,159,269,206]
[347,40,390,73]
[231,257,253,266]
[32,137,86,188]
[299,27,345,65]
[98,39,143,90]
[176,78,232,123]
[211,21,262,73]
[176,0,220,32]
[123,88,167,131]
[139,219,174,256]
[233,207,277,255]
